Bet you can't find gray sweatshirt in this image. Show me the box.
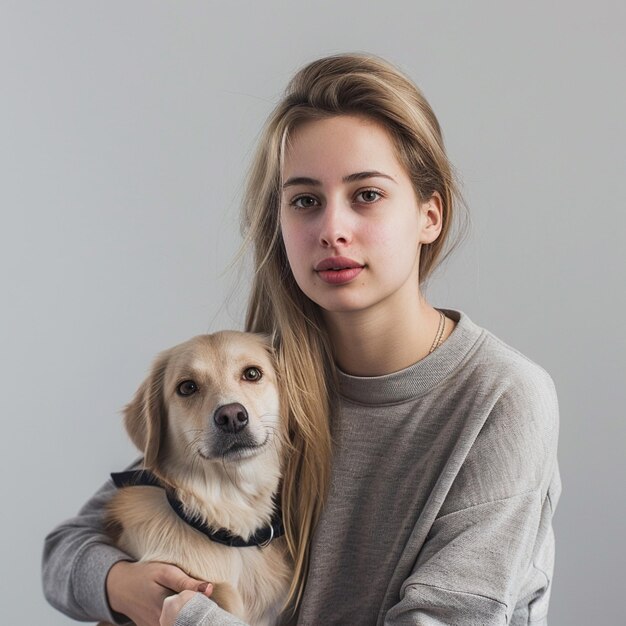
[42,309,561,625]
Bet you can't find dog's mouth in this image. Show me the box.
[198,432,270,462]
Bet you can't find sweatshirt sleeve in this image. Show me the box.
[384,366,561,625]
[174,593,250,626]
[42,458,142,624]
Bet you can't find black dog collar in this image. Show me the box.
[110,469,284,549]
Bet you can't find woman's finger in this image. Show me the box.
[154,562,212,595]
[197,581,214,596]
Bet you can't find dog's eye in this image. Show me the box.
[177,380,198,396]
[242,367,262,382]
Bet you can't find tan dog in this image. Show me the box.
[100,331,292,626]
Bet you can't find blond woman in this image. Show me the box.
[43,53,561,626]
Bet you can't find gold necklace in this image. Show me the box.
[428,310,446,354]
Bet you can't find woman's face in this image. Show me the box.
[279,114,441,318]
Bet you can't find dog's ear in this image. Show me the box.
[123,348,171,469]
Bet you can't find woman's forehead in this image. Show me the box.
[282,114,404,182]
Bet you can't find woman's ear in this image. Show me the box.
[419,191,444,244]
[122,348,171,469]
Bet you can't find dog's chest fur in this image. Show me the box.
[107,486,291,625]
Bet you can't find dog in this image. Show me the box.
[99,331,292,626]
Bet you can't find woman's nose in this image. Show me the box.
[318,201,352,248]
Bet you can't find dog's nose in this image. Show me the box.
[213,403,249,434]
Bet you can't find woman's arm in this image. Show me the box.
[42,463,139,624]
[164,592,249,626]
[384,476,559,625]
[384,369,561,625]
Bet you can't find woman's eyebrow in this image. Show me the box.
[282,170,396,189]
[343,171,397,184]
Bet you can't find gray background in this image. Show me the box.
[1,2,624,624]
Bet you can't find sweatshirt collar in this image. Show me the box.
[336,309,484,405]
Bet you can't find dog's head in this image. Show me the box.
[123,331,285,475]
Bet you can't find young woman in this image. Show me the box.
[43,53,561,626]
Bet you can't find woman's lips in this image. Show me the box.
[314,256,364,285]
[317,267,364,284]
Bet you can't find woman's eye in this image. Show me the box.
[242,367,263,382]
[291,195,319,209]
[356,189,382,203]
[177,380,198,396]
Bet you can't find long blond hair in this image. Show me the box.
[240,52,468,614]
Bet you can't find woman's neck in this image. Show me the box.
[322,295,455,377]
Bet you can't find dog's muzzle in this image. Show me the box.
[205,402,265,459]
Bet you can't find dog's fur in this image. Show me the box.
[100,331,292,626]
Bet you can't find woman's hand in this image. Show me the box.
[106,560,213,626]
[160,589,198,626]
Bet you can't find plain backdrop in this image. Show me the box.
[1,2,624,624]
